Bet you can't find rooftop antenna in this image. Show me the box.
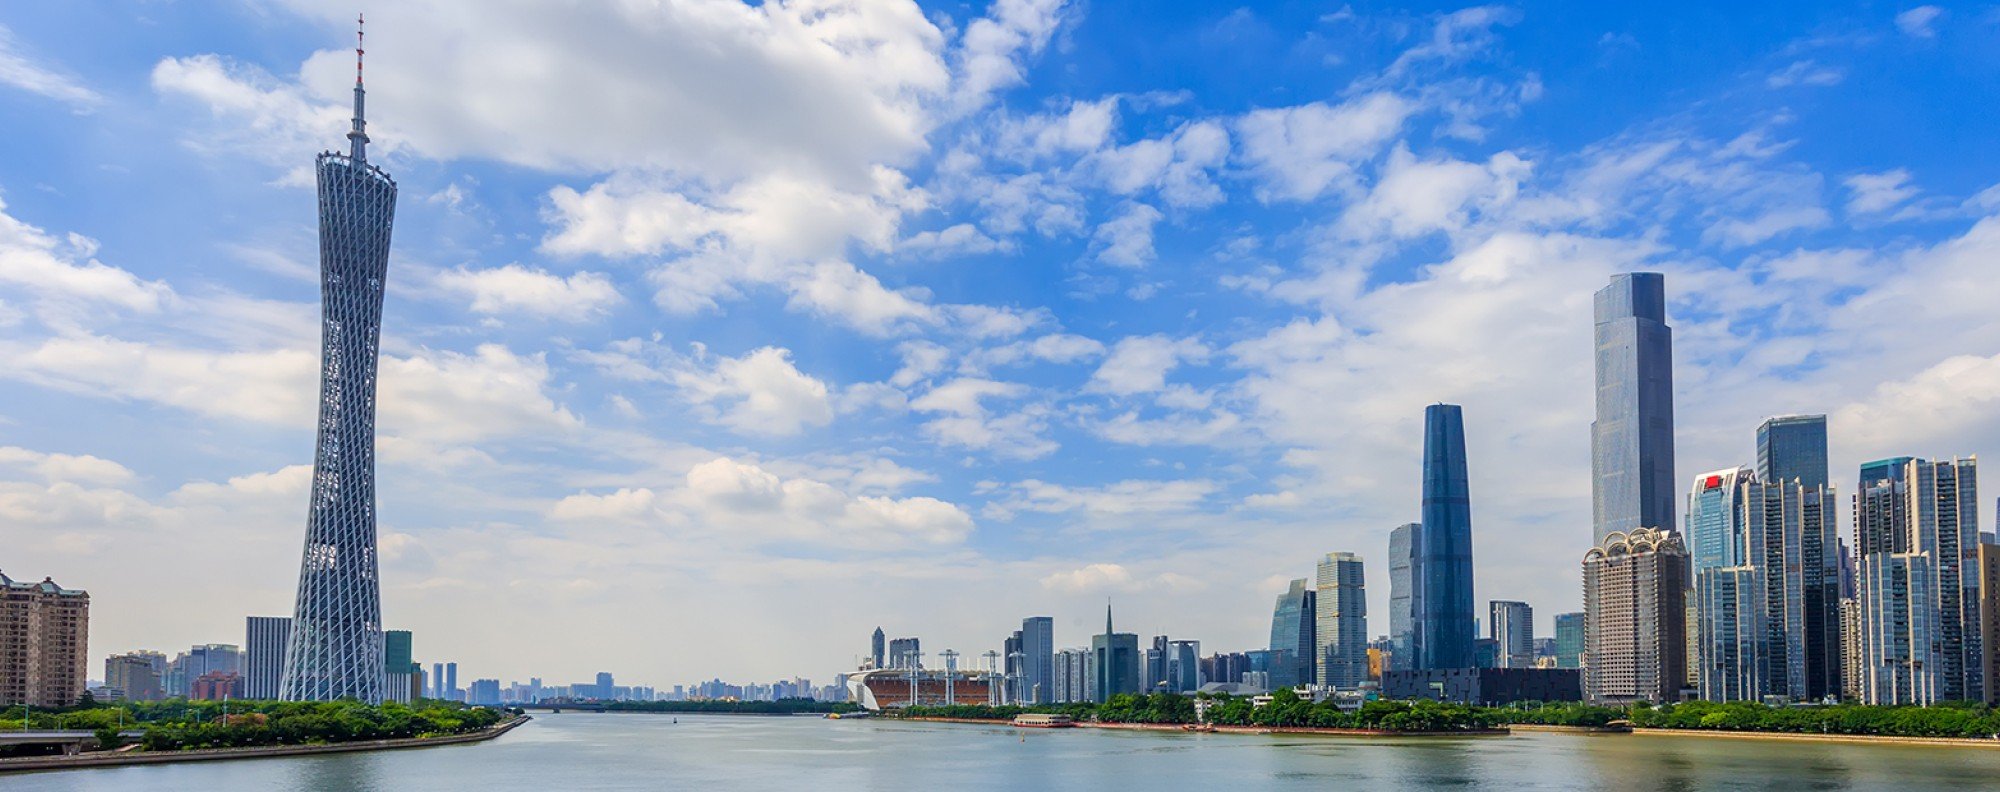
[347,13,370,161]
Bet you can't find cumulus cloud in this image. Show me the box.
[1091,203,1164,267]
[910,378,1055,458]
[433,263,621,319]
[1895,6,1944,38]
[1234,92,1413,202]
[676,347,835,437]
[0,198,174,321]
[1843,169,1918,216]
[1088,334,1209,395]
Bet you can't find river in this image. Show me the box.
[8,712,2000,790]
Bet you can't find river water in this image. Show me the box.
[8,712,2000,790]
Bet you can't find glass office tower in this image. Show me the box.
[1267,578,1315,687]
[1591,273,1676,546]
[1417,404,1475,670]
[1757,414,1829,489]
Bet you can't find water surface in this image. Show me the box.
[10,712,2000,790]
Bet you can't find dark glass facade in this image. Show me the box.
[1266,578,1315,687]
[1757,414,1829,490]
[1388,522,1420,672]
[1417,404,1475,670]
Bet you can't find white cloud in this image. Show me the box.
[991,478,1217,518]
[1766,60,1844,89]
[1703,206,1830,248]
[1895,6,1945,38]
[1088,120,1229,208]
[1834,353,2000,452]
[1039,562,1208,594]
[1843,169,1918,215]
[434,263,621,319]
[953,0,1068,116]
[1234,92,1413,202]
[1339,145,1529,240]
[0,25,102,109]
[1384,6,1521,78]
[0,198,173,320]
[1088,334,1209,395]
[900,223,1005,257]
[0,447,136,486]
[1091,202,1164,267]
[676,347,834,437]
[909,378,1055,458]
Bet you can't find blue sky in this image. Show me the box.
[2,1,1997,685]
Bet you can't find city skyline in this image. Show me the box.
[2,3,1999,684]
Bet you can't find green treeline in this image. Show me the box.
[0,698,507,751]
[597,698,858,715]
[896,692,2000,739]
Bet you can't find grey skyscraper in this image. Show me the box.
[1757,415,1829,490]
[1092,605,1140,702]
[870,627,885,669]
[1387,522,1421,672]
[1489,601,1533,668]
[282,21,397,705]
[887,638,920,669]
[244,616,291,700]
[1591,272,1676,546]
[1314,552,1367,688]
[1021,616,1054,704]
[1417,404,1475,670]
[1267,578,1315,687]
[1855,457,1981,705]
[445,661,458,701]
[1690,462,1842,702]
[430,662,443,699]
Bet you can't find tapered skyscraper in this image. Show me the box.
[281,18,396,704]
[1416,404,1475,670]
[1592,273,1676,545]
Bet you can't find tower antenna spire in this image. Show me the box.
[346,12,370,160]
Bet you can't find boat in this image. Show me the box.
[1012,714,1075,728]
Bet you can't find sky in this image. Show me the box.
[1,1,1998,688]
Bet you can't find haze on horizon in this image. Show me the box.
[0,1,1995,686]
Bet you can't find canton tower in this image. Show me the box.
[280,15,397,703]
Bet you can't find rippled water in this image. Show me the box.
[9,713,2000,791]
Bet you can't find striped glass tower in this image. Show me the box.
[280,16,397,704]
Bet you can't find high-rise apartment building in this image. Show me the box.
[1981,535,2000,706]
[1021,616,1054,705]
[245,616,291,700]
[1388,522,1421,672]
[1417,404,1475,670]
[1553,612,1584,669]
[1591,273,1676,546]
[0,572,89,707]
[1489,601,1533,669]
[282,24,398,705]
[1688,464,1842,702]
[104,651,165,702]
[431,662,445,699]
[1315,552,1367,688]
[1583,527,1688,704]
[1053,647,1093,704]
[1267,577,1316,687]
[1854,457,1981,705]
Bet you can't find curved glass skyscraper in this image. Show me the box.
[281,22,396,704]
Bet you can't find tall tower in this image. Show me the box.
[1591,273,1676,546]
[1417,404,1475,670]
[281,16,398,704]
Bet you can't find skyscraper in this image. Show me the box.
[244,616,291,700]
[1757,415,1829,490]
[1267,578,1316,687]
[1314,552,1367,688]
[1583,527,1688,704]
[1021,616,1054,705]
[1981,534,2000,706]
[1855,457,1981,705]
[1091,605,1140,702]
[282,20,398,705]
[1489,601,1533,668]
[1417,404,1475,670]
[431,662,444,699]
[1591,273,1676,546]
[105,651,165,702]
[1553,612,1584,669]
[384,630,415,703]
[1387,522,1421,672]
[887,638,920,668]
[870,627,885,669]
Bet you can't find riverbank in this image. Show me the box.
[891,716,1507,738]
[0,715,530,774]
[1632,726,2000,749]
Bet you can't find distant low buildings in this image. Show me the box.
[1489,601,1533,669]
[191,671,244,701]
[105,650,165,702]
[0,571,90,707]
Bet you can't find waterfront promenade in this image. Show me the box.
[0,715,530,775]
